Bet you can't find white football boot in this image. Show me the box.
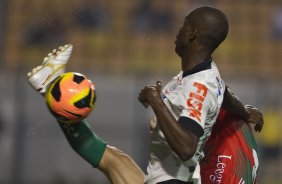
[27,44,73,94]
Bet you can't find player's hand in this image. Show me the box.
[245,105,264,132]
[138,80,162,108]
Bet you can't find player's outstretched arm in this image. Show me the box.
[222,87,249,119]
[222,87,264,132]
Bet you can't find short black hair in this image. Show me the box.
[186,6,229,50]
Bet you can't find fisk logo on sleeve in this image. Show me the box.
[186,82,208,122]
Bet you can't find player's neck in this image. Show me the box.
[181,51,211,72]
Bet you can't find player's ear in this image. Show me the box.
[188,27,197,41]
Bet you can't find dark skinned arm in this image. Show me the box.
[221,86,249,119]
[138,81,198,161]
[222,86,264,132]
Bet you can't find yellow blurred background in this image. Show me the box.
[0,0,281,184]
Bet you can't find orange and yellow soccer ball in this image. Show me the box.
[45,72,96,123]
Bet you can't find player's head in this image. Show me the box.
[175,6,229,57]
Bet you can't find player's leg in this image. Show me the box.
[27,44,73,94]
[59,120,145,184]
[27,44,145,183]
[100,146,145,184]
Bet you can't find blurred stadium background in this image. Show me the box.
[0,0,281,183]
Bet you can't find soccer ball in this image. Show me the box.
[45,72,96,123]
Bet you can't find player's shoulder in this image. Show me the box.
[182,70,220,93]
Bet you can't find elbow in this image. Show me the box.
[174,134,199,161]
[176,145,197,161]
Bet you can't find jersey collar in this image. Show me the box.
[182,57,212,78]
